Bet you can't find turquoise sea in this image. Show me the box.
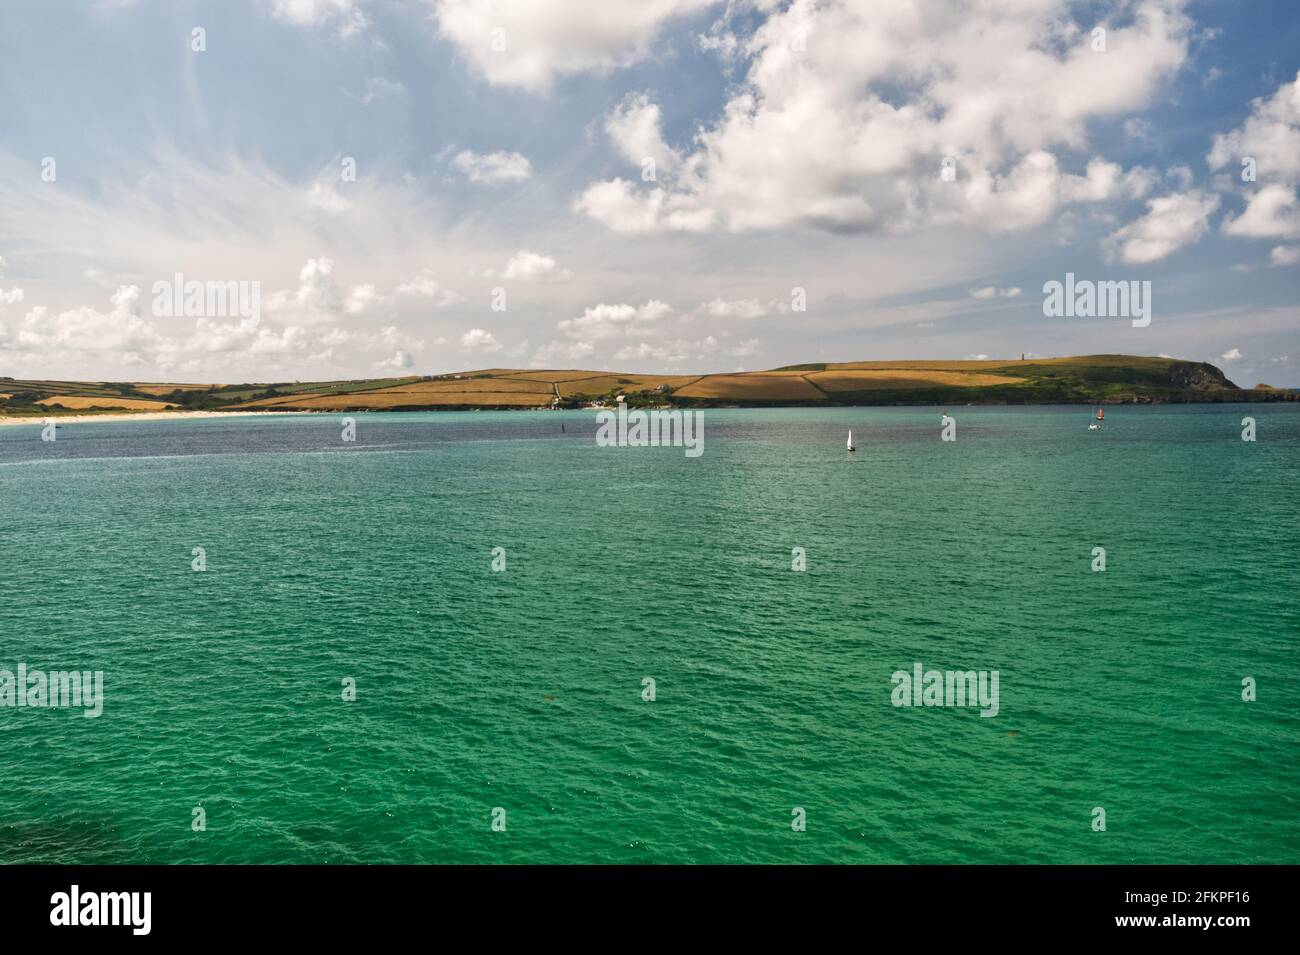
[1,405,1297,864]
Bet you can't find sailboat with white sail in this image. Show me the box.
[847,430,855,452]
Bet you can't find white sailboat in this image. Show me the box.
[847,429,855,452]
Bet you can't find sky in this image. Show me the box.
[0,0,1297,386]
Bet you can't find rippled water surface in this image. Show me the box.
[1,405,1297,863]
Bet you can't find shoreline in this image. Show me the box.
[2,399,1292,428]
[0,410,320,428]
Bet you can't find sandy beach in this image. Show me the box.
[0,410,319,427]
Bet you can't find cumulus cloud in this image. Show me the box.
[263,257,346,321]
[1103,190,1220,263]
[1220,347,1242,362]
[605,93,681,174]
[1270,245,1300,266]
[485,250,572,281]
[1221,183,1300,239]
[1211,73,1300,240]
[460,327,502,352]
[451,149,533,185]
[1208,71,1300,183]
[0,286,164,361]
[431,0,718,92]
[557,299,673,340]
[577,0,1192,234]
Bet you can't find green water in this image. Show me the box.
[1,405,1297,864]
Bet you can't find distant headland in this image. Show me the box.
[3,355,1296,418]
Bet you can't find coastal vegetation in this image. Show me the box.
[1,356,1293,417]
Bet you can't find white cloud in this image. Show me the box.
[573,178,716,234]
[1208,71,1300,183]
[460,327,502,352]
[614,336,718,363]
[700,298,766,318]
[1210,73,1300,241]
[1222,183,1300,239]
[263,257,345,322]
[1220,347,1242,362]
[577,0,1192,234]
[451,149,533,185]
[969,286,1022,299]
[486,250,572,281]
[1103,190,1220,263]
[1,286,164,359]
[557,299,673,340]
[394,269,463,306]
[606,93,681,174]
[345,283,380,314]
[375,349,416,370]
[1270,245,1300,266]
[530,339,596,365]
[431,0,719,92]
[266,0,369,38]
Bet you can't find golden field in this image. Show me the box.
[674,374,825,401]
[36,396,179,411]
[808,369,1026,391]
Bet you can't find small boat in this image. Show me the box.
[847,430,855,452]
[1096,408,1105,421]
[1087,423,1101,431]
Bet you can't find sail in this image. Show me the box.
[1097,409,1104,420]
[847,430,853,449]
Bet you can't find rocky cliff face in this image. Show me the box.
[1167,361,1237,390]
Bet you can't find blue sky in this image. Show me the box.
[0,0,1297,385]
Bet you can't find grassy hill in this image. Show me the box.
[2,355,1292,417]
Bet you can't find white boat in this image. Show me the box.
[1087,423,1101,431]
[847,430,855,452]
